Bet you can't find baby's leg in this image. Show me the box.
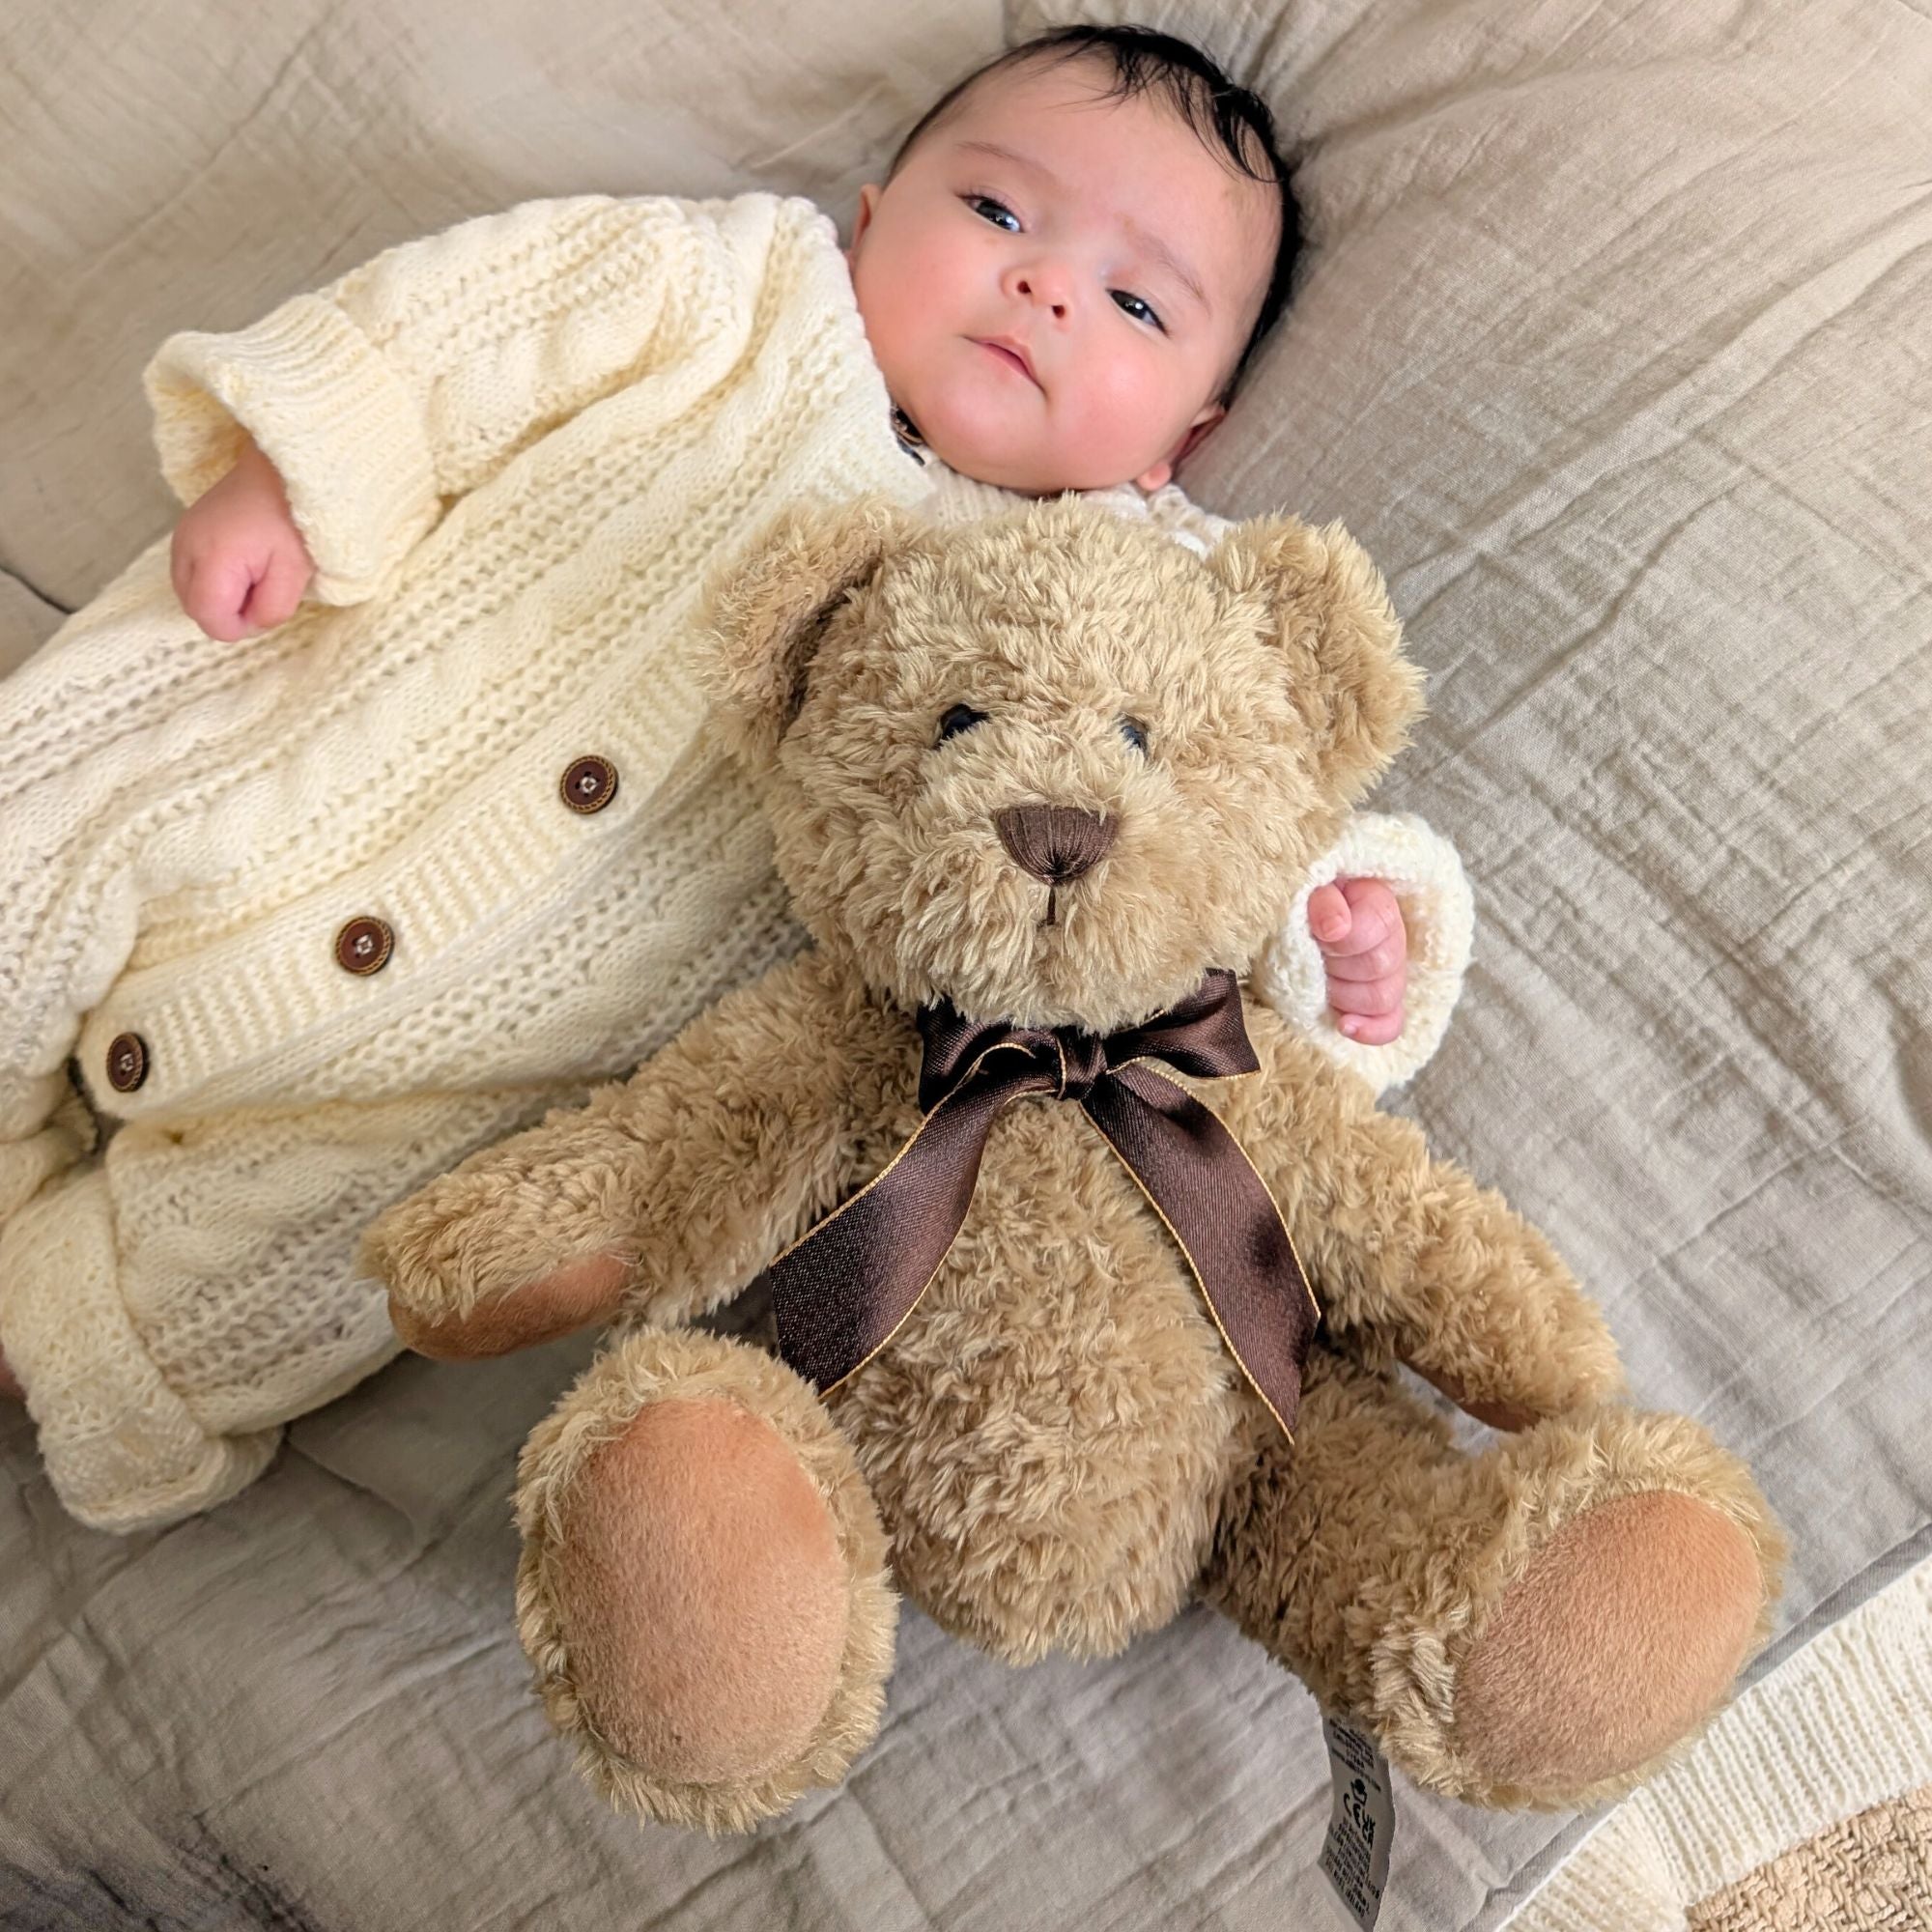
[0,1082,579,1531]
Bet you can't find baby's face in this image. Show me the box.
[846,59,1277,495]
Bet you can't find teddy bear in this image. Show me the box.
[362,496,1785,1834]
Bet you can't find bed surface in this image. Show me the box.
[3,1,1927,1924]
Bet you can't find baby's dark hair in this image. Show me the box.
[887,23,1300,403]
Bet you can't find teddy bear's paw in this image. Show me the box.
[389,1252,631,1360]
[362,1161,637,1359]
[513,1327,897,1833]
[1434,1413,1785,1809]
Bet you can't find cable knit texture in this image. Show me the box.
[0,191,1470,1532]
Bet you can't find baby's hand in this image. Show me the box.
[1308,876,1407,1045]
[169,438,315,641]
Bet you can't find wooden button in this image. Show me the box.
[559,754,618,814]
[105,1032,149,1094]
[334,916,394,976]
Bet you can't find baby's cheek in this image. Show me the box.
[1073,345,1197,475]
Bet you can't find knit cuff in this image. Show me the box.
[0,1168,280,1532]
[1251,810,1475,1099]
[145,293,441,607]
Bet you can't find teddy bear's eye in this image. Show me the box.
[1119,717,1151,754]
[936,703,988,745]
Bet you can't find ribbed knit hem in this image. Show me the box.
[1501,1557,1932,1932]
[1252,810,1475,1098]
[145,294,441,606]
[0,1170,280,1532]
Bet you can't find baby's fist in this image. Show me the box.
[169,440,315,641]
[1309,876,1407,1045]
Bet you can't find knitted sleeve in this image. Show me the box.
[1252,810,1475,1097]
[143,192,788,606]
[1145,483,1477,1096]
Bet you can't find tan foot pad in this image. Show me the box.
[1457,1491,1764,1791]
[550,1395,851,1786]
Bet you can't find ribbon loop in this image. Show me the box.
[759,969,1319,1436]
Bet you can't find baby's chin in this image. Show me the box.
[901,373,1140,497]
[916,424,1143,497]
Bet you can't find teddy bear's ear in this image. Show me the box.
[699,495,925,769]
[1205,516,1425,807]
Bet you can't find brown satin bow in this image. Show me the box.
[758,968,1321,1438]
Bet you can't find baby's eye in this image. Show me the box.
[1119,717,1150,753]
[967,195,1021,233]
[936,703,989,744]
[1111,291,1165,331]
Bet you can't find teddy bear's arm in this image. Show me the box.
[1236,1004,1625,1424]
[363,950,886,1353]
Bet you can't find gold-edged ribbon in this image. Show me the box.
[757,968,1320,1437]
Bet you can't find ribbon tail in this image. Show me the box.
[759,1069,1032,1395]
[1082,1063,1319,1438]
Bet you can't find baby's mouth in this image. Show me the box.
[974,336,1039,386]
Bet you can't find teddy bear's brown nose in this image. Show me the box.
[994,806,1117,885]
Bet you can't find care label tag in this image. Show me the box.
[1319,1714,1395,1929]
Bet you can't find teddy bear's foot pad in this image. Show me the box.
[1454,1489,1764,1798]
[514,1328,900,1831]
[549,1395,850,1785]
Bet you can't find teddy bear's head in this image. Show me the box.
[701,497,1421,1034]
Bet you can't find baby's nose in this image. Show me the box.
[1006,262,1071,316]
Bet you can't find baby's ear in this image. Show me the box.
[699,496,924,770]
[1206,516,1424,806]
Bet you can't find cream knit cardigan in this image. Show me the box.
[0,191,1471,1532]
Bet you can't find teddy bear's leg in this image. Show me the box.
[512,1324,898,1833]
[1203,1351,1784,1809]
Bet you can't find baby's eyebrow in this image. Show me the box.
[1125,222,1209,314]
[954,137,1210,314]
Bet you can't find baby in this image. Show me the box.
[175,27,1417,1039]
[0,26,1469,1529]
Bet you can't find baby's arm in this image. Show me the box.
[146,192,811,615]
[1134,483,1472,1093]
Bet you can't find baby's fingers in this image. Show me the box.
[1337,1009,1405,1047]
[1330,968,1407,1045]
[180,557,259,642]
[1325,969,1406,1022]
[239,543,311,634]
[1322,877,1405,959]
[1307,881,1352,946]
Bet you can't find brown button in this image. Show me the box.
[106,1032,149,1094]
[559,754,618,814]
[334,916,394,976]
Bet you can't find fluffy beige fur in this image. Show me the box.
[363,498,1784,1832]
